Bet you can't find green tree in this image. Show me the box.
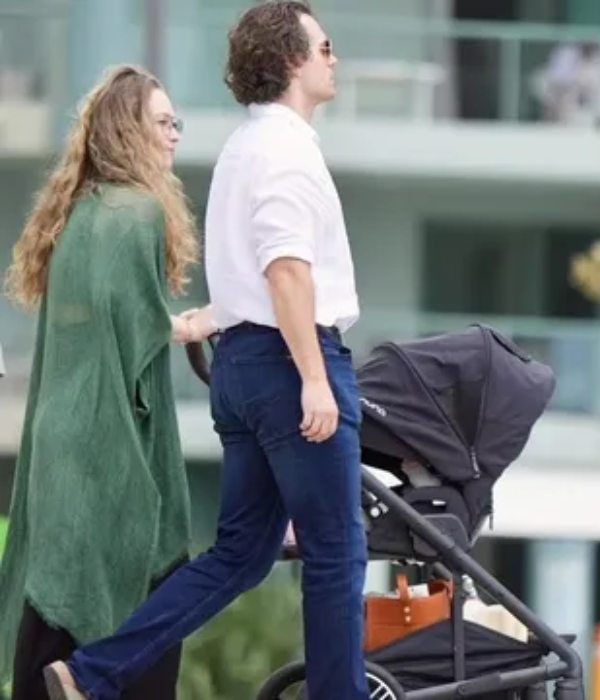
[0,516,7,556]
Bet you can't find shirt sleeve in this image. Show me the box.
[250,155,327,274]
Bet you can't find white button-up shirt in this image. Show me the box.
[205,102,359,332]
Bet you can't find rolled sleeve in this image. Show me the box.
[251,163,325,274]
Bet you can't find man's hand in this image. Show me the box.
[300,377,339,442]
[264,258,340,443]
[179,305,218,343]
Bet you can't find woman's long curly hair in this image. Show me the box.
[5,65,198,307]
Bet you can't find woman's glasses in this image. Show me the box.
[156,116,184,134]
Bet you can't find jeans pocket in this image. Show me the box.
[249,391,304,448]
[236,360,303,445]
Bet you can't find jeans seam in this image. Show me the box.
[345,449,359,696]
[82,503,284,699]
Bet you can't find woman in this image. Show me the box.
[0,65,214,700]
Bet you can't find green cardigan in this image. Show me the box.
[0,184,191,682]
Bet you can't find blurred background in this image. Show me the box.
[2,0,600,697]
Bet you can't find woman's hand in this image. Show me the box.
[170,314,190,344]
[178,305,218,343]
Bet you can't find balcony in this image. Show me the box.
[2,5,600,464]
[0,3,69,156]
[4,307,600,542]
[2,6,600,153]
[350,309,600,414]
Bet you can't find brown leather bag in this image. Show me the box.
[364,574,452,652]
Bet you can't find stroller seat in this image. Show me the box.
[363,472,473,560]
[357,325,555,562]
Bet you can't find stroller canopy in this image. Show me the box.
[358,325,555,484]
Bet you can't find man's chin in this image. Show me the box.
[322,87,337,102]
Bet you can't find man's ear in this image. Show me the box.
[287,56,304,80]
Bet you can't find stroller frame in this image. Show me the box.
[361,467,584,700]
[186,337,584,700]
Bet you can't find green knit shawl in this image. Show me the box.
[0,184,191,683]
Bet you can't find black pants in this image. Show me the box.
[12,563,185,700]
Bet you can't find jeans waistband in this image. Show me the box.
[224,321,341,343]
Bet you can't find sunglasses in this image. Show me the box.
[319,39,333,59]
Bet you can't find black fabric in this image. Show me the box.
[226,320,341,343]
[358,325,555,534]
[12,602,182,700]
[474,328,554,479]
[358,325,555,483]
[11,562,185,700]
[359,330,486,483]
[361,419,421,471]
[367,620,546,692]
[12,601,78,700]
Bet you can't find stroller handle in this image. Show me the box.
[185,337,216,386]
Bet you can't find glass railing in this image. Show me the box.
[165,10,600,124]
[0,3,70,147]
[320,16,600,123]
[146,307,600,413]
[2,307,600,415]
[347,309,600,414]
[3,5,600,131]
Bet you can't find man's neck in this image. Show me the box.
[277,92,316,124]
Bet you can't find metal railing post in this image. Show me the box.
[499,37,522,121]
[145,0,165,79]
[46,6,70,146]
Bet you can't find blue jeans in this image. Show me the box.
[69,324,369,699]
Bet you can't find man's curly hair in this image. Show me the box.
[225,1,313,106]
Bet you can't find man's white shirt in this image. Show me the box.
[205,102,359,332]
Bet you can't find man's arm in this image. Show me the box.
[265,257,338,443]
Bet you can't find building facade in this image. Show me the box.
[2,0,600,684]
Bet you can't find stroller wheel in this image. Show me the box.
[256,659,406,699]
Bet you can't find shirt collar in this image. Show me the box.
[248,102,319,143]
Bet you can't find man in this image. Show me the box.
[44,3,369,699]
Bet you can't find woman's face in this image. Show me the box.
[148,88,182,169]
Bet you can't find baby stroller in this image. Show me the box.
[187,324,584,700]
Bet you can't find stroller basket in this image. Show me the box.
[369,618,555,691]
[360,468,582,700]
